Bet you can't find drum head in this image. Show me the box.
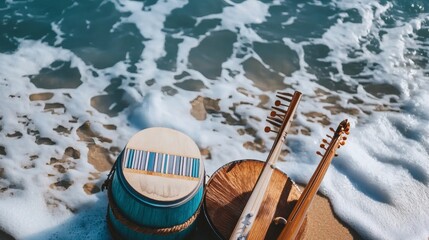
[121,127,203,203]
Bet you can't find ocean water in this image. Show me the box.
[0,0,428,239]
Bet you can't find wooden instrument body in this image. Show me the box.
[203,159,306,240]
[277,119,350,240]
[107,127,205,240]
[226,91,302,239]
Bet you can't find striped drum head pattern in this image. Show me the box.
[121,127,203,203]
[122,149,201,180]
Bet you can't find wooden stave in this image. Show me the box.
[203,159,307,240]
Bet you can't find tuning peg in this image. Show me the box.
[326,134,332,139]
[340,141,346,146]
[271,106,287,114]
[342,136,347,141]
[316,151,324,157]
[329,127,335,132]
[345,128,350,135]
[274,100,289,107]
[264,126,278,133]
[335,153,339,157]
[267,116,283,124]
[277,92,294,97]
[270,107,286,121]
[276,93,292,102]
[320,144,328,150]
[266,118,281,128]
[322,139,329,144]
[345,121,351,133]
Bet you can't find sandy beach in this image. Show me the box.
[0,190,361,240]
[298,186,360,240]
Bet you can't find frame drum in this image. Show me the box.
[107,127,204,240]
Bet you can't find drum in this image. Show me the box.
[106,127,205,240]
[203,159,306,240]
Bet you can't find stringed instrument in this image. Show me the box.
[277,119,350,240]
[203,91,303,240]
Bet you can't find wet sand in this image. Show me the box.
[300,187,361,240]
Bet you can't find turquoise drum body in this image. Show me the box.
[106,127,205,240]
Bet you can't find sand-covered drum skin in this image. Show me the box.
[107,127,204,240]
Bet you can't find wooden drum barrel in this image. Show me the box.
[106,127,205,240]
[203,159,306,240]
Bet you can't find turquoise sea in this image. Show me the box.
[0,0,428,239]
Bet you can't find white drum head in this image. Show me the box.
[121,127,203,203]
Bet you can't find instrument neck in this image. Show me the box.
[278,138,340,240]
[229,92,302,240]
